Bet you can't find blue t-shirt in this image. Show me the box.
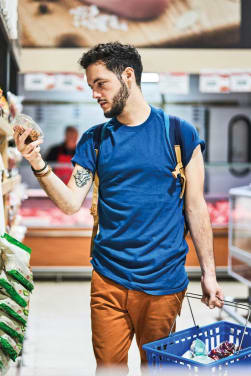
[72,106,205,295]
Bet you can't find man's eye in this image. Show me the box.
[98,82,104,87]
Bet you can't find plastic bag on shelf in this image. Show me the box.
[0,269,30,308]
[0,313,25,344]
[0,332,22,361]
[0,233,34,292]
[0,294,28,326]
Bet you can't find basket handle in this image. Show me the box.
[185,292,251,354]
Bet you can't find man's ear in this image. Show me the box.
[122,67,135,86]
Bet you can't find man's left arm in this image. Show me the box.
[184,145,224,309]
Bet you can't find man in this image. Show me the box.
[45,126,78,183]
[14,42,224,373]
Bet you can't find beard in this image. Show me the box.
[103,80,129,118]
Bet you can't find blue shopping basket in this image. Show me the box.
[142,293,251,374]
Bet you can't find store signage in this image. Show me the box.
[230,70,251,92]
[158,73,189,95]
[199,70,230,93]
[24,73,85,91]
[200,70,251,93]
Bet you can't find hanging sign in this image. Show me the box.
[230,70,251,92]
[159,73,189,95]
[24,73,55,91]
[199,70,230,93]
[24,73,85,91]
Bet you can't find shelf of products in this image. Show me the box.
[0,3,26,243]
[2,174,21,195]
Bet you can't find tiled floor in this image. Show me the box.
[6,278,250,376]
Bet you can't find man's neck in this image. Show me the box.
[116,90,151,126]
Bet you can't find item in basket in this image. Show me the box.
[0,233,34,292]
[0,333,22,361]
[0,270,29,308]
[208,341,236,360]
[182,339,214,364]
[0,314,25,344]
[0,294,28,326]
[11,113,43,144]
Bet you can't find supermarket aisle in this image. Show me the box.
[7,278,249,376]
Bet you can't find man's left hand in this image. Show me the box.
[201,274,224,309]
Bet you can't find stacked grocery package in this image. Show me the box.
[0,182,33,374]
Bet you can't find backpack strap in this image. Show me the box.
[164,113,186,199]
[89,122,109,256]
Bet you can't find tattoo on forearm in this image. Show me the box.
[73,168,91,187]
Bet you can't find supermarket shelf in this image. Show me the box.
[0,118,13,137]
[31,266,229,280]
[2,174,21,195]
[26,227,92,237]
[31,266,92,279]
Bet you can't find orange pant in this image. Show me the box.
[91,270,186,372]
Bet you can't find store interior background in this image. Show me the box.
[1,0,251,375]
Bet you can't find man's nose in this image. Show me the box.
[92,89,101,99]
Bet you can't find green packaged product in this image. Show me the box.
[0,270,29,308]
[0,294,28,326]
[0,332,22,361]
[0,233,34,292]
[0,314,25,344]
[0,348,10,373]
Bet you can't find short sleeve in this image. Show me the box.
[180,119,205,167]
[71,126,98,175]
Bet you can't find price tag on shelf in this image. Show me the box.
[159,73,189,95]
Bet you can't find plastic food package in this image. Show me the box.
[0,233,34,292]
[11,113,43,144]
[0,314,24,344]
[0,294,28,326]
[208,341,236,360]
[0,349,10,372]
[0,333,22,361]
[182,339,214,364]
[0,270,29,308]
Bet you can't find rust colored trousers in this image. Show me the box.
[91,270,186,371]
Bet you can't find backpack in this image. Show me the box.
[89,111,188,256]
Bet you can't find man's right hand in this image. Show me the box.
[13,125,44,170]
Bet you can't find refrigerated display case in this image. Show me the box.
[20,184,229,278]
[229,185,251,288]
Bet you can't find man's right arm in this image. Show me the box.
[14,126,93,215]
[36,163,93,214]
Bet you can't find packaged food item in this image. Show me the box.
[0,333,22,361]
[182,338,214,364]
[208,341,236,360]
[0,233,34,292]
[0,89,9,120]
[0,294,28,326]
[0,348,10,372]
[0,270,29,308]
[0,314,24,344]
[11,113,43,144]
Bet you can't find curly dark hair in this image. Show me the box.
[79,42,143,87]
